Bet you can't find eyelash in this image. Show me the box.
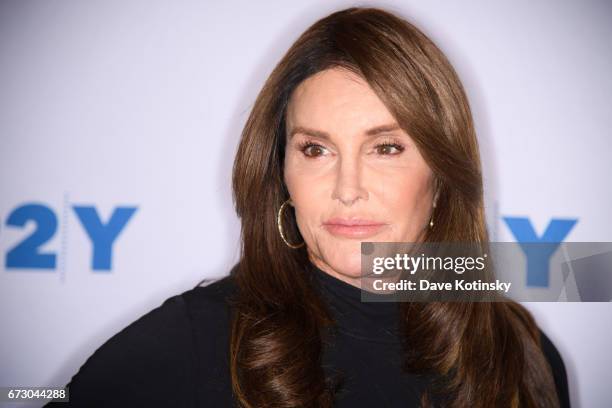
[297,138,406,157]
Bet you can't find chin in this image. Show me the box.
[323,244,363,278]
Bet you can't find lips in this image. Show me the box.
[323,217,387,239]
[324,217,383,226]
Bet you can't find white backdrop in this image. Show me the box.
[1,1,611,407]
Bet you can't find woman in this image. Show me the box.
[45,7,570,408]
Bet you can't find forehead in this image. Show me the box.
[286,67,395,129]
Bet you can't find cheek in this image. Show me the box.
[284,156,307,206]
[386,180,423,212]
[283,157,327,233]
[376,166,434,224]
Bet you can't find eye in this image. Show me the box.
[374,139,405,155]
[298,141,327,158]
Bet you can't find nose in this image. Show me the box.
[331,155,369,206]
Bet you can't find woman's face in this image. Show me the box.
[284,67,437,287]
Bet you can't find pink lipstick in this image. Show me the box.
[323,217,387,239]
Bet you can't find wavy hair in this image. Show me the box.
[230,7,559,407]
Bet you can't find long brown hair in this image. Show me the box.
[230,7,559,407]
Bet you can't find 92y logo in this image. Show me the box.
[503,216,578,287]
[3,203,137,272]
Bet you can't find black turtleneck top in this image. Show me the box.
[44,262,570,407]
[312,262,430,406]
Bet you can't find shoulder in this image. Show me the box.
[45,274,237,407]
[183,273,238,315]
[538,327,571,408]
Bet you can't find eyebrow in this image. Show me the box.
[288,123,402,140]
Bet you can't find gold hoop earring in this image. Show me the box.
[429,201,436,228]
[277,199,305,249]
